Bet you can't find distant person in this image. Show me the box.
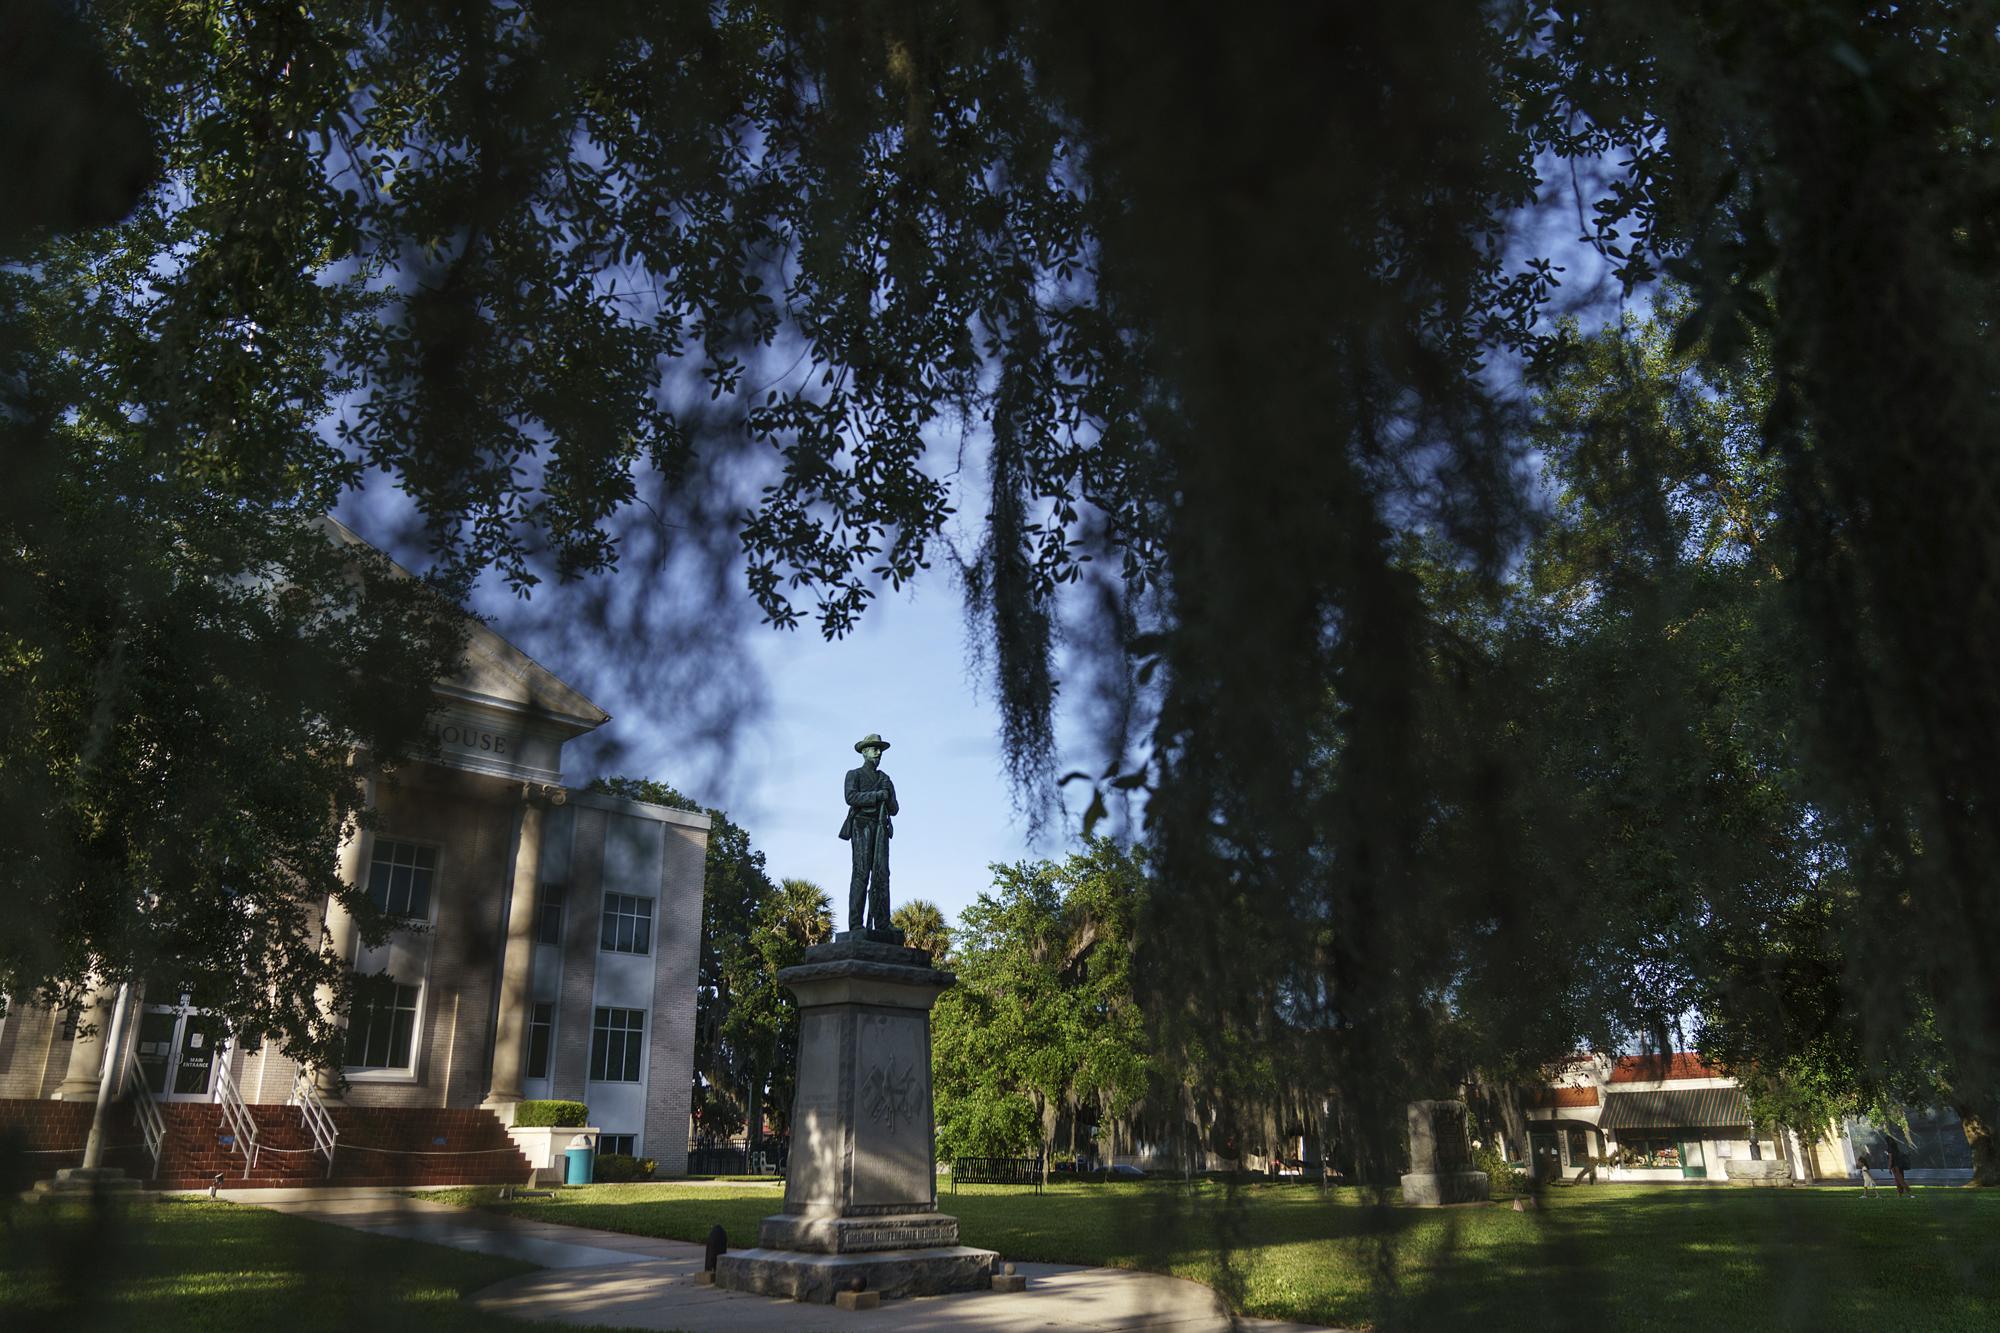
[1857,1142,1879,1197]
[1886,1135,1912,1196]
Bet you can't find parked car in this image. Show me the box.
[1106,1163,1148,1180]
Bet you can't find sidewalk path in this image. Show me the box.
[220,1187,1342,1332]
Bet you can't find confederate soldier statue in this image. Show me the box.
[839,733,898,932]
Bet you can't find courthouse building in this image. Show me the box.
[0,522,709,1177]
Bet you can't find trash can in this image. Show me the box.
[565,1134,596,1185]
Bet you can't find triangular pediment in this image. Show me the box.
[318,514,610,735]
[446,620,609,731]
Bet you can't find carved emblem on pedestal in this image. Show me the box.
[863,1057,918,1131]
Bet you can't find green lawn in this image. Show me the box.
[0,1195,623,1332]
[428,1179,2000,1331]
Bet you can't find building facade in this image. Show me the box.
[1522,1052,1976,1186]
[1523,1053,1785,1182]
[0,576,708,1172]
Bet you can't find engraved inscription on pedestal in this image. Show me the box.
[839,1216,957,1249]
[757,1211,962,1253]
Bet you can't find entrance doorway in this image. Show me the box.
[1678,1138,1709,1180]
[134,994,227,1101]
[1530,1127,1561,1181]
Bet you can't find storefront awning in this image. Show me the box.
[1599,1087,1753,1131]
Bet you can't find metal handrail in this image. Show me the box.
[289,1069,340,1180]
[214,1058,261,1177]
[125,1053,167,1181]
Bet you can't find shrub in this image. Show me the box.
[593,1152,657,1182]
[1470,1141,1528,1196]
[514,1099,588,1128]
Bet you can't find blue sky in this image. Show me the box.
[562,577,1081,929]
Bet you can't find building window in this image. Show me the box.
[536,885,566,946]
[366,840,437,919]
[599,1134,636,1158]
[589,1007,644,1082]
[1614,1136,1683,1169]
[526,1001,555,1080]
[347,979,421,1069]
[599,893,653,955]
[1565,1127,1591,1166]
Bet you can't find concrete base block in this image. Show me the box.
[991,1273,1028,1293]
[757,1211,961,1253]
[834,1289,881,1310]
[693,1271,715,1286]
[32,1167,145,1199]
[1724,1158,1792,1186]
[715,1245,1001,1303]
[1399,1170,1490,1206]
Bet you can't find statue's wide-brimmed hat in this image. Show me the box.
[854,733,892,753]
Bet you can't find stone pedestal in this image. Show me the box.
[1399,1099,1490,1206]
[716,933,998,1302]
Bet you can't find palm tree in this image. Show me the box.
[769,877,834,947]
[891,898,952,963]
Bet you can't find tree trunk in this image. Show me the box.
[1316,1095,1335,1190]
[1955,1100,1999,1186]
[745,1058,764,1170]
[1048,1088,1064,1184]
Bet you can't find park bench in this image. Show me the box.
[949,1155,1044,1195]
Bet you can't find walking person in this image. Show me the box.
[1886,1134,1913,1196]
[1856,1141,1880,1197]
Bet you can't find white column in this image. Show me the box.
[52,984,117,1100]
[312,785,374,1102]
[80,984,133,1169]
[484,785,555,1113]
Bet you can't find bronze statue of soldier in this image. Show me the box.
[839,733,898,933]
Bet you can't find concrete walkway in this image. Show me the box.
[217,1187,1341,1332]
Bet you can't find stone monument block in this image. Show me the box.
[716,934,998,1301]
[1399,1098,1490,1206]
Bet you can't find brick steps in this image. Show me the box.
[2,1098,532,1191]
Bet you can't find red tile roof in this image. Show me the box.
[1525,1086,1600,1109]
[1609,1053,1722,1083]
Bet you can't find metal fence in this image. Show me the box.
[686,1147,748,1176]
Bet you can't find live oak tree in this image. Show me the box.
[1517,5,2000,1177]
[932,841,1148,1175]
[0,483,465,1074]
[1520,302,1995,1178]
[11,1,2000,1181]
